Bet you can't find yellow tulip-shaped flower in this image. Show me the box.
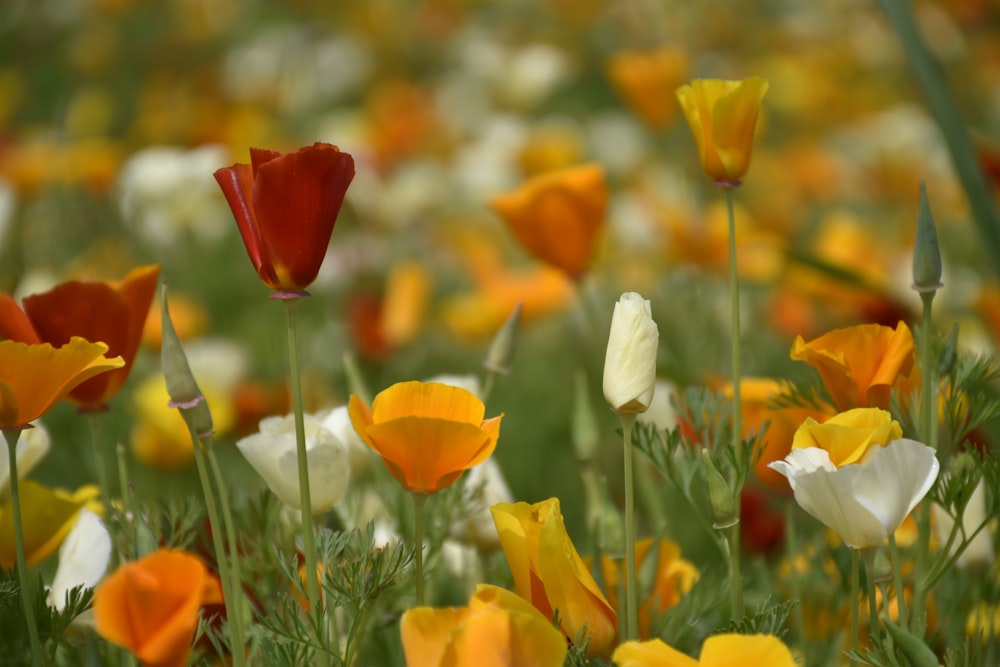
[348,381,503,495]
[676,77,768,186]
[790,321,916,412]
[0,483,100,567]
[401,584,567,667]
[491,497,618,656]
[0,338,125,429]
[613,633,796,667]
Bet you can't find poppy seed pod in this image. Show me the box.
[603,292,659,414]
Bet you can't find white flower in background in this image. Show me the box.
[603,292,659,414]
[0,423,50,495]
[182,338,251,395]
[637,380,679,432]
[934,478,994,571]
[47,509,111,613]
[321,405,375,478]
[453,458,513,551]
[237,414,349,515]
[769,439,939,549]
[117,144,231,247]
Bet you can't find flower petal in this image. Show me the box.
[698,633,797,667]
[853,439,939,536]
[371,380,486,425]
[612,638,698,667]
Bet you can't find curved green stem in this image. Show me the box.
[620,412,639,641]
[413,493,427,605]
[723,187,743,472]
[4,429,44,667]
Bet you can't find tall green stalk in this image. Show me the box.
[4,429,44,667]
[850,549,860,667]
[282,299,327,665]
[887,533,909,631]
[912,292,937,634]
[412,493,427,605]
[619,413,639,641]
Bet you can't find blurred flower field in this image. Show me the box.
[2,0,1000,665]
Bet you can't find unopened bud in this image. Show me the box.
[160,283,213,438]
[484,302,523,376]
[912,181,943,293]
[883,619,941,667]
[701,449,737,529]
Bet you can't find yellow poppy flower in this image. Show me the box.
[791,407,902,467]
[612,633,796,667]
[676,77,768,186]
[401,584,567,667]
[0,338,124,429]
[490,497,618,657]
[0,482,99,567]
[791,321,916,411]
[348,381,503,494]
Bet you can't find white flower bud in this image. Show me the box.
[602,292,659,414]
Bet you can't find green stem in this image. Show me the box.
[723,187,743,473]
[413,493,427,605]
[887,533,908,631]
[189,432,246,667]
[785,502,806,650]
[88,414,110,508]
[204,439,248,667]
[912,292,936,634]
[4,429,44,667]
[620,412,639,641]
[724,523,744,621]
[850,549,860,667]
[282,299,327,665]
[862,548,881,643]
[878,0,1000,273]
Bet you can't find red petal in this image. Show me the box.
[214,164,268,280]
[0,294,41,343]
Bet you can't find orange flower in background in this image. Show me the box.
[790,321,916,411]
[0,264,158,411]
[676,77,768,186]
[608,47,689,130]
[348,381,503,494]
[596,538,698,639]
[401,584,567,667]
[490,163,607,279]
[613,633,796,667]
[94,549,224,667]
[491,497,618,657]
[0,338,124,429]
[214,142,355,294]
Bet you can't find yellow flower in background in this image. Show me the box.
[612,633,796,667]
[348,381,503,495]
[0,483,100,567]
[400,584,567,667]
[791,321,916,411]
[791,407,902,466]
[380,260,431,349]
[676,77,768,186]
[491,497,618,657]
[608,46,689,130]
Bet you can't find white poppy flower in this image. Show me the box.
[321,405,375,477]
[47,509,111,613]
[237,414,349,515]
[0,423,51,496]
[603,292,659,414]
[934,478,994,571]
[768,439,939,549]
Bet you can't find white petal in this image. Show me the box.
[853,439,939,536]
[790,464,889,548]
[603,292,659,412]
[322,405,376,475]
[47,510,111,611]
[277,426,350,514]
[767,447,837,492]
[0,424,51,495]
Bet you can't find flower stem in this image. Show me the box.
[887,532,908,631]
[850,548,860,667]
[723,187,743,472]
[412,493,427,605]
[785,502,806,650]
[723,523,745,621]
[862,548,881,643]
[4,429,44,667]
[88,414,110,511]
[189,431,246,667]
[283,299,327,664]
[620,412,639,641]
[912,292,936,634]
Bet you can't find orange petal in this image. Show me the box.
[612,639,698,667]
[371,381,485,425]
[400,606,470,667]
[698,633,797,667]
[0,293,40,343]
[347,394,377,449]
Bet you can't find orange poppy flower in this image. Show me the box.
[490,163,607,279]
[613,633,796,667]
[0,338,124,429]
[94,549,224,667]
[790,321,916,411]
[214,142,355,295]
[347,381,503,494]
[607,47,689,130]
[0,264,159,411]
[491,497,618,657]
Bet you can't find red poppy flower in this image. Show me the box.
[0,265,159,411]
[214,143,355,295]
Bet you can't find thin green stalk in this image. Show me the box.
[88,414,110,508]
[887,533,908,631]
[912,292,936,634]
[723,187,743,472]
[785,502,806,650]
[862,548,881,643]
[723,523,744,621]
[413,493,427,605]
[620,412,639,641]
[850,548,860,667]
[189,431,246,667]
[204,438,249,667]
[4,429,44,667]
[282,299,327,665]
[878,0,1000,272]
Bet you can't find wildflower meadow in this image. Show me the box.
[3,1,1000,666]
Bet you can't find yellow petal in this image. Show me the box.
[401,606,470,667]
[612,639,697,667]
[712,77,768,180]
[371,381,485,426]
[698,633,796,667]
[0,481,88,567]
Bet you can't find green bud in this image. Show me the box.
[160,282,213,438]
[883,619,941,667]
[701,449,738,529]
[938,322,959,376]
[912,181,943,292]
[572,371,600,463]
[484,302,523,376]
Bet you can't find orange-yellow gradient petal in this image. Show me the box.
[698,633,797,667]
[0,338,125,429]
[0,481,94,567]
[612,639,697,667]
